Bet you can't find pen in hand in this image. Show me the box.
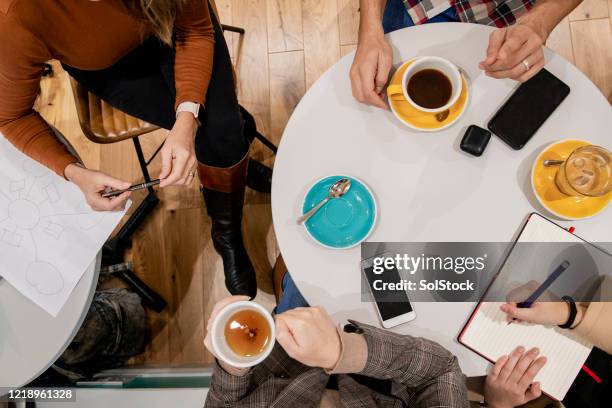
[102,179,161,198]
[507,260,570,325]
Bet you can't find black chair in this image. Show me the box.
[221,22,278,155]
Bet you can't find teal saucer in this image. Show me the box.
[302,176,377,249]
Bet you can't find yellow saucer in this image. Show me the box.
[387,59,469,132]
[531,139,611,220]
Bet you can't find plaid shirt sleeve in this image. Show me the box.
[454,0,535,27]
[403,0,535,27]
[204,361,254,407]
[353,320,470,408]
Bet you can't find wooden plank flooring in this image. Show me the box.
[35,1,611,368]
[303,0,341,88]
[267,0,304,53]
[570,17,612,102]
[269,51,306,141]
[569,0,609,21]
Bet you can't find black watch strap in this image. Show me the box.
[558,295,577,329]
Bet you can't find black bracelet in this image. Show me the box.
[558,295,577,329]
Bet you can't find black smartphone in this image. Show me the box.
[488,69,570,150]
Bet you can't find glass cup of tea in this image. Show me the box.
[211,300,275,368]
[554,145,611,197]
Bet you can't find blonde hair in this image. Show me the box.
[123,0,189,45]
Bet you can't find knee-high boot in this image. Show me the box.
[240,106,273,193]
[198,153,257,298]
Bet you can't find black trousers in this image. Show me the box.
[62,5,249,168]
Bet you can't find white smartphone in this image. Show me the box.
[361,253,416,328]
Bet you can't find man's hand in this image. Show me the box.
[275,306,341,370]
[480,0,583,82]
[350,31,393,110]
[203,295,250,372]
[484,346,547,408]
[479,22,546,82]
[159,112,198,188]
[65,163,131,212]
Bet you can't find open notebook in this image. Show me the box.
[459,213,594,401]
[460,302,591,400]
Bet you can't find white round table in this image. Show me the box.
[271,23,612,377]
[0,254,99,387]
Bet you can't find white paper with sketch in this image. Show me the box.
[460,214,593,400]
[0,135,128,316]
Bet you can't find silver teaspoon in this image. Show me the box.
[297,178,352,225]
[544,159,564,167]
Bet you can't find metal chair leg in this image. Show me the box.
[103,192,159,261]
[132,138,155,193]
[106,137,160,246]
[221,24,245,35]
[102,136,164,311]
[105,137,159,258]
[253,132,278,154]
[219,24,277,155]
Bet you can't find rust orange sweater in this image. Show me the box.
[0,0,214,176]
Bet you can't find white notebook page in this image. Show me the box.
[518,213,583,244]
[461,214,593,400]
[461,302,592,400]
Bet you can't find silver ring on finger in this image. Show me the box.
[522,59,530,72]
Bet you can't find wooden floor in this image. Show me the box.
[36,0,611,367]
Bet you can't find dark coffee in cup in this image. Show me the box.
[407,69,453,109]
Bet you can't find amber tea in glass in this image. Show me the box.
[555,145,611,197]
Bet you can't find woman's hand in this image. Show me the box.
[275,306,341,370]
[500,301,581,326]
[65,163,131,212]
[479,22,546,82]
[484,346,546,408]
[350,30,393,110]
[159,112,198,188]
[501,279,586,327]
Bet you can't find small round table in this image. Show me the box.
[271,23,612,377]
[0,254,99,387]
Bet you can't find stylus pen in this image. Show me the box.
[102,179,161,198]
[507,260,571,325]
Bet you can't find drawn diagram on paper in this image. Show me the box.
[0,135,128,316]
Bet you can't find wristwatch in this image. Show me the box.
[176,101,201,125]
[558,295,577,329]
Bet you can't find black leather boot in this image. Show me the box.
[198,156,257,298]
[247,160,272,193]
[240,105,258,144]
[240,106,273,193]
